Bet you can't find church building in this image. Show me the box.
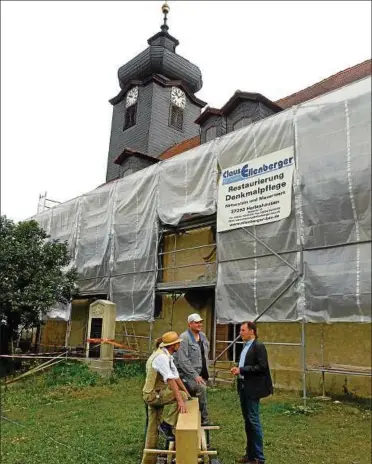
[37,2,371,397]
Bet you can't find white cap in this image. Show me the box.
[188,313,204,323]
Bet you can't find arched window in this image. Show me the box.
[169,105,184,131]
[123,105,137,130]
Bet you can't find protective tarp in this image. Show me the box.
[216,246,302,323]
[46,302,72,322]
[33,209,52,236]
[216,110,298,257]
[110,165,158,321]
[158,140,218,225]
[49,198,81,268]
[110,272,156,322]
[215,77,371,323]
[304,243,371,322]
[32,202,79,321]
[295,80,371,249]
[31,78,371,324]
[75,183,116,295]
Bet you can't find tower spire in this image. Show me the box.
[161,1,170,32]
[147,1,179,52]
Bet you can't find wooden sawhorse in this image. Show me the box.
[142,398,221,463]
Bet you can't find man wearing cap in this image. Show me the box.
[173,313,210,426]
[142,331,190,464]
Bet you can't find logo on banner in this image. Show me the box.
[222,157,294,185]
[217,147,295,232]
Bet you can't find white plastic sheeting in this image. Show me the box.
[46,302,72,322]
[158,140,218,225]
[76,183,115,294]
[31,78,371,324]
[215,77,371,323]
[33,203,79,322]
[295,88,371,248]
[303,243,371,322]
[216,110,298,257]
[216,252,302,324]
[50,198,81,266]
[110,165,159,321]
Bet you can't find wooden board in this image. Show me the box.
[175,398,200,464]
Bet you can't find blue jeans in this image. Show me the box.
[239,389,265,462]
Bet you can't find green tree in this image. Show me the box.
[0,215,78,356]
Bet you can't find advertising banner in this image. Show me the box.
[217,146,295,232]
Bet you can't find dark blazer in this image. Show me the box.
[238,339,273,399]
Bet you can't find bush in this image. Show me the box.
[44,361,100,388]
[43,359,146,388]
[111,360,146,380]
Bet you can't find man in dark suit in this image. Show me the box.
[231,321,273,464]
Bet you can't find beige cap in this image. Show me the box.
[159,331,182,348]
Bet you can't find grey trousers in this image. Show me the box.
[182,377,209,424]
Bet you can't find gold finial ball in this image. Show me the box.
[162,1,170,15]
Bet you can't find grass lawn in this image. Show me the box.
[1,362,371,464]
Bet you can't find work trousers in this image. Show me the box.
[141,388,188,464]
[238,385,265,462]
[183,377,209,424]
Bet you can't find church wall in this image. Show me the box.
[200,115,226,144]
[161,228,216,284]
[40,321,67,352]
[119,156,155,178]
[258,101,278,120]
[148,83,201,158]
[106,84,154,182]
[115,295,212,355]
[40,306,371,397]
[226,101,264,132]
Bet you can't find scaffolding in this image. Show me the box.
[153,216,371,402]
[28,77,371,398]
[37,192,61,214]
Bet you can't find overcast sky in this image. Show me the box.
[1,0,371,222]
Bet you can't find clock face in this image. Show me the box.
[171,87,186,109]
[126,86,139,107]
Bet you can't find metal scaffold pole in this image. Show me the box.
[148,322,153,352]
[301,317,307,406]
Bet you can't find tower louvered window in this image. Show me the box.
[170,105,184,131]
[123,104,137,131]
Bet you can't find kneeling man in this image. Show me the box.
[142,331,190,464]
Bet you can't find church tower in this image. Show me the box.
[106,2,206,182]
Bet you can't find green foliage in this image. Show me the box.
[0,215,77,333]
[282,403,320,416]
[44,361,100,388]
[1,378,371,464]
[112,360,146,379]
[42,360,146,389]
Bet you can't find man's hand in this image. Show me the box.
[231,367,240,376]
[195,376,206,385]
[178,399,187,413]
